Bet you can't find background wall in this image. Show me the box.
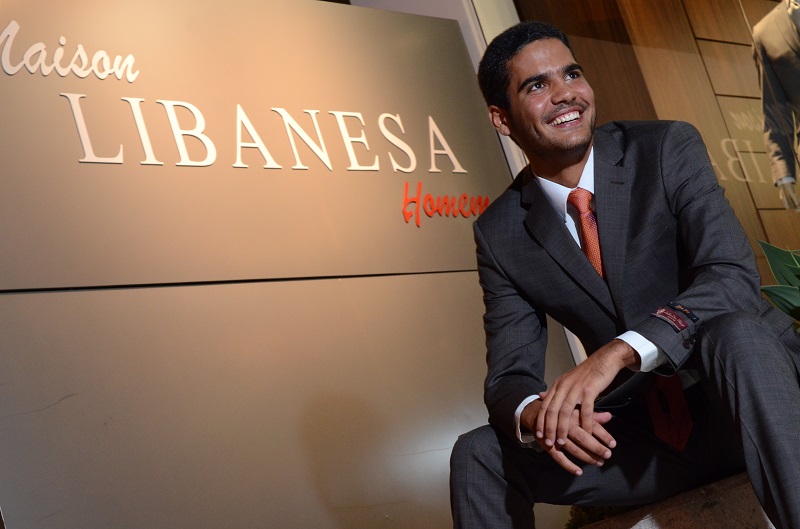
[0,1,513,527]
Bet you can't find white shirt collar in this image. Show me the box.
[533,147,595,222]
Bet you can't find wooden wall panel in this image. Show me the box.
[717,96,767,146]
[740,152,785,208]
[616,0,768,281]
[693,0,800,252]
[760,210,800,249]
[739,0,783,32]
[515,0,657,125]
[683,0,751,43]
[697,40,760,97]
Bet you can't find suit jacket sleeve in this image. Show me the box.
[475,219,547,441]
[629,121,763,370]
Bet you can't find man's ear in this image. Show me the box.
[489,105,512,137]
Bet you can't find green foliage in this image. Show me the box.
[758,241,800,322]
[761,286,800,321]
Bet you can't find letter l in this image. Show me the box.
[60,92,123,164]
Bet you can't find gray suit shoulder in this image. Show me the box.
[475,167,529,227]
[597,120,702,151]
[599,119,699,138]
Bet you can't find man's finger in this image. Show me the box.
[555,389,581,445]
[538,380,565,446]
[568,410,613,460]
[579,397,596,435]
[544,443,583,476]
[560,437,605,467]
[535,386,554,441]
[591,414,617,450]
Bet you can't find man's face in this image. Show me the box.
[490,38,596,165]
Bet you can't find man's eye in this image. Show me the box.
[529,82,544,92]
[567,71,582,79]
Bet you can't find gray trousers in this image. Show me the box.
[450,311,800,529]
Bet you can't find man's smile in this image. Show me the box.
[548,110,581,126]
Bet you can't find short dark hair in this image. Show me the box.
[477,21,573,110]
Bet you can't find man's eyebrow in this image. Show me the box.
[517,63,583,94]
[564,63,583,74]
[517,73,547,94]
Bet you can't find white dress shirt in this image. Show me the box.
[513,148,666,443]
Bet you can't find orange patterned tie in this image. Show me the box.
[568,187,692,451]
[568,188,603,277]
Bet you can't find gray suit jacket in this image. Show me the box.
[474,120,791,441]
[753,2,800,183]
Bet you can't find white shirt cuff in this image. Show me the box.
[617,330,665,372]
[514,395,540,443]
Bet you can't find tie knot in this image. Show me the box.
[568,188,593,215]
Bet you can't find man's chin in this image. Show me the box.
[550,133,593,156]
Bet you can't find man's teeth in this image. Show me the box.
[550,111,580,125]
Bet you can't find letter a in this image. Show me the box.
[428,116,466,173]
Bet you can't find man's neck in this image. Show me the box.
[528,143,592,188]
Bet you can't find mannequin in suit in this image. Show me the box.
[753,0,800,208]
[450,21,800,529]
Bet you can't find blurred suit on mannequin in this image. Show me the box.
[753,0,800,208]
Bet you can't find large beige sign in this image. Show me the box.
[0,0,509,290]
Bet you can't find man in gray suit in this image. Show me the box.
[450,21,800,529]
[753,0,800,208]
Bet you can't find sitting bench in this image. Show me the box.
[576,473,774,529]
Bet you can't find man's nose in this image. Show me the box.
[550,78,574,104]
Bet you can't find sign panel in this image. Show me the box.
[0,274,488,529]
[0,0,510,290]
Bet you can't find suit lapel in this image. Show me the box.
[593,129,632,321]
[522,171,616,316]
